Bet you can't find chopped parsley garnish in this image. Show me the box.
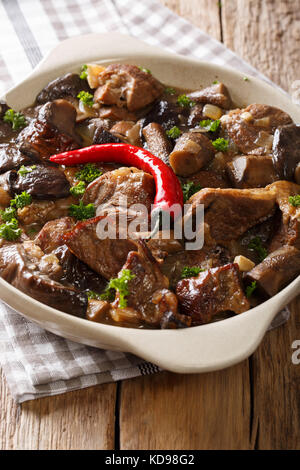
[248,236,268,262]
[243,76,249,82]
[75,163,102,183]
[3,109,27,130]
[246,281,257,298]
[70,181,86,197]
[181,181,202,202]
[0,206,17,223]
[138,66,151,74]
[181,266,205,279]
[288,195,300,207]
[99,288,116,302]
[166,126,181,139]
[10,191,32,209]
[18,165,37,176]
[199,119,220,132]
[212,137,229,152]
[77,91,94,107]
[177,94,195,108]
[80,64,88,80]
[212,80,219,84]
[107,269,136,308]
[165,87,176,95]
[69,200,95,221]
[0,218,21,241]
[86,290,114,301]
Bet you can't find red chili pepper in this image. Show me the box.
[50,144,183,231]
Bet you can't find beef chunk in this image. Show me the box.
[161,245,232,289]
[142,123,172,165]
[245,245,300,296]
[93,128,124,145]
[186,186,276,242]
[35,217,107,294]
[57,245,107,294]
[98,106,136,121]
[268,181,300,250]
[226,154,277,188]
[36,73,90,104]
[141,100,181,130]
[180,169,229,189]
[5,164,70,199]
[188,83,232,109]
[83,167,155,216]
[0,242,87,317]
[16,196,75,226]
[272,124,300,181]
[35,217,75,253]
[169,131,215,176]
[146,230,183,261]
[64,216,138,280]
[17,99,81,160]
[0,143,35,174]
[176,263,250,324]
[223,104,293,155]
[111,241,191,328]
[94,64,164,111]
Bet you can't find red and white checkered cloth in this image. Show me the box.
[0,0,292,402]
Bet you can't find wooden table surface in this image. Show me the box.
[1,0,300,450]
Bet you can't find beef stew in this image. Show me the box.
[0,62,299,329]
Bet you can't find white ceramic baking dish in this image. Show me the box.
[1,33,300,373]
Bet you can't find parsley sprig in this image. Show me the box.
[166,126,181,139]
[10,191,32,209]
[248,236,268,262]
[288,195,300,207]
[77,91,94,107]
[70,181,86,197]
[199,119,220,132]
[69,200,95,221]
[80,64,88,80]
[138,66,151,74]
[212,137,229,152]
[181,266,205,279]
[18,165,37,176]
[86,289,115,302]
[181,181,202,202]
[3,109,27,130]
[0,207,17,223]
[165,87,176,95]
[246,281,257,298]
[75,163,102,183]
[177,94,195,108]
[0,218,21,241]
[0,191,32,241]
[107,269,136,308]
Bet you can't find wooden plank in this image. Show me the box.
[0,371,117,450]
[160,0,222,41]
[120,365,251,450]
[250,299,300,449]
[222,0,300,450]
[222,0,300,92]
